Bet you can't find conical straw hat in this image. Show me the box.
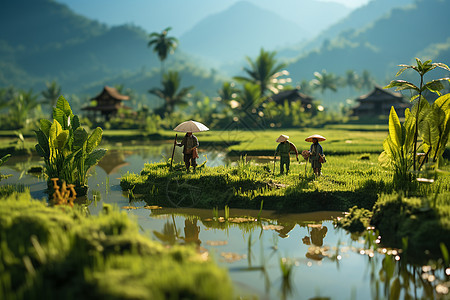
[276,134,289,143]
[305,134,326,142]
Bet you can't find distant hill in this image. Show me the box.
[286,0,450,87]
[0,0,223,101]
[179,1,310,64]
[297,0,415,54]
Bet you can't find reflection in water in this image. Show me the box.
[310,224,328,247]
[303,224,329,261]
[153,220,179,245]
[182,218,201,246]
[97,150,129,174]
[3,146,450,300]
[275,222,296,238]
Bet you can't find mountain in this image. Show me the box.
[297,0,415,53]
[179,1,310,64]
[55,0,351,38]
[286,0,450,87]
[0,0,223,102]
[244,0,351,37]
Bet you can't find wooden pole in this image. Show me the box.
[304,158,308,177]
[273,156,276,175]
[170,134,178,170]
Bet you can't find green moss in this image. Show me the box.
[370,193,450,258]
[0,192,232,300]
[336,206,373,232]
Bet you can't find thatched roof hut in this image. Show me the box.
[351,86,410,117]
[269,88,314,109]
[82,86,131,120]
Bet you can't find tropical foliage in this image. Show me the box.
[149,71,194,116]
[34,95,107,194]
[381,58,450,185]
[233,48,288,98]
[148,27,178,81]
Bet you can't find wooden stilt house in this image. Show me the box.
[82,86,131,121]
[351,86,410,117]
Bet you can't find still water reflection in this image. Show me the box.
[1,144,448,299]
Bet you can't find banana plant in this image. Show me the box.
[35,95,107,195]
[379,107,415,184]
[384,58,450,171]
[420,94,450,165]
[380,94,450,185]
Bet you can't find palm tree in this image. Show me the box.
[149,71,193,116]
[41,81,61,118]
[298,79,314,96]
[360,70,374,91]
[9,89,40,129]
[148,27,178,82]
[236,83,262,110]
[311,70,338,94]
[218,82,239,106]
[233,48,287,98]
[343,70,360,95]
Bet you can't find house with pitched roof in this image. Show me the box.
[351,86,410,117]
[82,86,131,121]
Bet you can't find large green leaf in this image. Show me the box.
[73,127,88,151]
[423,79,447,95]
[419,119,438,153]
[388,107,402,148]
[86,127,103,154]
[39,119,52,137]
[72,115,81,130]
[434,63,450,72]
[49,120,63,149]
[0,154,11,167]
[63,147,82,167]
[432,93,450,113]
[384,80,419,93]
[411,96,430,126]
[403,108,415,152]
[56,130,69,151]
[438,116,450,158]
[34,129,50,158]
[35,144,47,158]
[53,108,67,129]
[84,148,107,173]
[56,95,73,118]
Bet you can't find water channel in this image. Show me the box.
[1,143,447,300]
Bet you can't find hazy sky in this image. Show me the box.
[317,0,370,8]
[56,0,371,36]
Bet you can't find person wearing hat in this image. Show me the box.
[305,135,325,176]
[274,134,299,175]
[175,132,199,172]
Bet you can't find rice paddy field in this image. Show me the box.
[1,125,450,299]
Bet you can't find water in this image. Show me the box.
[1,144,447,299]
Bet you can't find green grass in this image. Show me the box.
[120,154,394,212]
[0,190,232,300]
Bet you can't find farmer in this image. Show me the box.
[175,131,199,172]
[274,134,299,175]
[305,134,325,176]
